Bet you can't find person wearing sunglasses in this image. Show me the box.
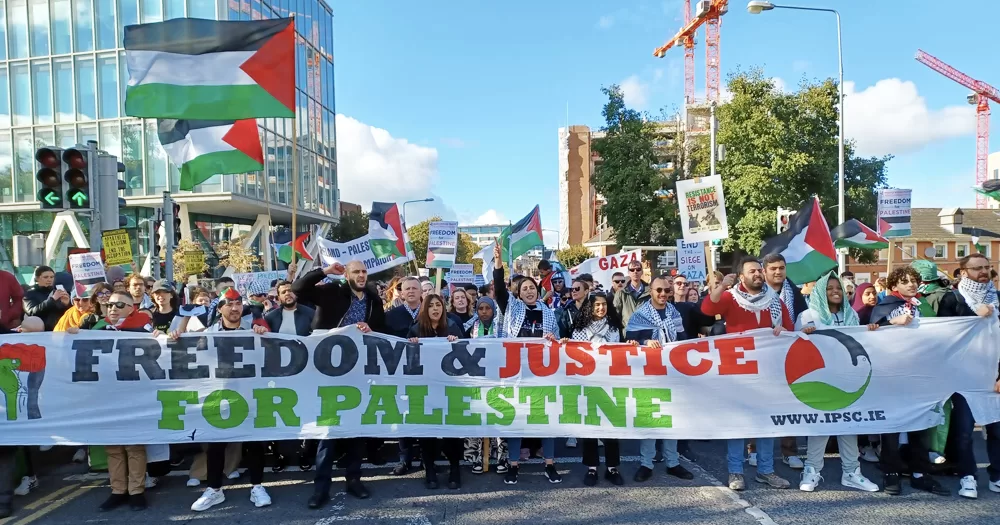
[54,287,95,332]
[556,277,591,340]
[608,271,627,303]
[614,261,649,327]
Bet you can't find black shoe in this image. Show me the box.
[345,479,370,500]
[544,463,562,483]
[129,493,147,511]
[911,475,950,496]
[307,492,329,509]
[678,441,699,462]
[0,506,10,519]
[448,468,461,490]
[667,465,694,480]
[883,473,901,496]
[391,462,411,476]
[634,466,653,482]
[503,465,519,485]
[584,469,598,486]
[605,468,624,486]
[99,493,129,512]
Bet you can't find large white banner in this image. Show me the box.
[569,249,641,291]
[317,235,410,274]
[1,319,998,445]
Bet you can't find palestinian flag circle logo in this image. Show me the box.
[785,331,871,411]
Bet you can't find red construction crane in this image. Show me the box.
[915,49,1000,209]
[653,0,729,105]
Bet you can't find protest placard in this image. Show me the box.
[877,188,912,238]
[676,175,729,243]
[427,221,459,269]
[676,241,707,281]
[68,252,107,294]
[446,263,475,284]
[184,250,205,276]
[101,229,133,266]
[569,249,641,290]
[232,270,287,296]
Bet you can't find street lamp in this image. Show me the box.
[401,198,434,225]
[747,1,845,274]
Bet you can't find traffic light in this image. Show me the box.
[777,206,796,234]
[62,148,93,210]
[153,219,163,257]
[35,147,64,209]
[98,154,128,230]
[172,201,182,246]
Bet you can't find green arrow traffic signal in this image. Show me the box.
[44,192,60,206]
[37,188,61,208]
[67,188,89,208]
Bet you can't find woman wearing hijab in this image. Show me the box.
[797,272,879,493]
[463,297,509,474]
[852,283,877,325]
[567,292,625,486]
[408,294,464,489]
[491,243,562,485]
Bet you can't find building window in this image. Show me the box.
[140,0,162,23]
[53,58,73,123]
[878,248,887,261]
[145,120,168,194]
[28,0,50,56]
[30,61,52,124]
[0,67,9,128]
[51,0,72,54]
[11,62,31,126]
[122,121,143,194]
[933,244,947,259]
[976,242,991,259]
[74,0,95,52]
[118,0,139,46]
[0,132,12,203]
[956,243,968,259]
[189,0,215,18]
[97,55,119,119]
[901,243,916,260]
[166,0,185,19]
[75,57,96,120]
[13,130,33,203]
[55,125,75,148]
[8,0,30,59]
[95,0,116,50]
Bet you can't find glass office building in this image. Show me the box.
[0,0,338,280]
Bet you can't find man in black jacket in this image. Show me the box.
[384,277,422,338]
[296,260,383,507]
[263,280,315,336]
[937,254,1000,499]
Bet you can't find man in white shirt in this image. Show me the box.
[263,280,315,337]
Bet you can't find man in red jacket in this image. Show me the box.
[701,256,793,492]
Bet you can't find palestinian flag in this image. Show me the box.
[275,233,313,263]
[124,18,295,119]
[831,219,888,250]
[975,179,1000,202]
[158,119,263,190]
[499,206,544,263]
[760,197,837,285]
[369,202,406,259]
[878,215,911,238]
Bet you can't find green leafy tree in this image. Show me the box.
[327,210,369,242]
[556,245,594,268]
[687,69,889,263]
[592,86,682,249]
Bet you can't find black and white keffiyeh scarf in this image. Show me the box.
[503,297,558,338]
[404,304,420,321]
[731,284,783,327]
[958,278,1000,312]
[778,280,796,319]
[572,318,620,343]
[626,300,682,344]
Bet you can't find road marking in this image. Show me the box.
[311,492,432,525]
[22,484,81,511]
[684,461,779,525]
[8,482,101,525]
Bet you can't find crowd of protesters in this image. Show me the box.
[1,246,999,518]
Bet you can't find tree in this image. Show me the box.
[172,239,210,282]
[556,245,594,268]
[592,86,682,249]
[687,69,889,263]
[214,235,261,275]
[327,210,369,242]
[406,217,482,270]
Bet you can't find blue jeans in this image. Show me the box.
[313,438,363,496]
[950,393,1000,480]
[728,438,774,474]
[507,438,555,461]
[639,439,678,468]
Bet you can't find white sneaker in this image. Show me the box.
[989,479,1000,493]
[748,452,758,467]
[14,476,38,496]
[227,470,241,480]
[929,452,947,465]
[72,448,86,463]
[959,475,978,499]
[859,445,879,463]
[842,467,879,492]
[249,485,272,508]
[191,487,225,512]
[566,438,577,448]
[784,456,805,469]
[145,476,158,490]
[799,467,822,492]
[186,478,201,487]
[598,439,604,447]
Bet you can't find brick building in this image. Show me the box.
[846,208,998,283]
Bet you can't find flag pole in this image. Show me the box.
[290,113,299,266]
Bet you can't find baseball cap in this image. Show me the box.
[151,279,175,293]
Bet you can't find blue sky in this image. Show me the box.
[329,0,1000,245]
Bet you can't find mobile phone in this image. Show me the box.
[56,284,65,291]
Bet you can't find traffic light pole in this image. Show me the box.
[163,191,174,282]
[148,217,160,280]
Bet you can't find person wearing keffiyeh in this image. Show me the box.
[462,296,510,475]
[867,265,950,497]
[936,253,1000,499]
[795,272,879,494]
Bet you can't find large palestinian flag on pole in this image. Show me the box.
[499,205,544,263]
[158,119,263,190]
[369,202,407,259]
[124,18,295,119]
[831,219,889,250]
[760,197,838,285]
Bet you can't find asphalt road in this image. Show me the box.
[2,436,998,525]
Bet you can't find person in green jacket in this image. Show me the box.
[910,259,951,465]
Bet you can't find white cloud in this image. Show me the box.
[771,77,787,93]
[844,78,976,157]
[597,15,614,29]
[334,115,454,223]
[620,75,650,109]
[473,209,507,225]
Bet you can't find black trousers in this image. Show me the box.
[418,438,462,472]
[313,438,365,496]
[880,431,928,475]
[582,438,620,468]
[0,447,15,512]
[207,442,264,489]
